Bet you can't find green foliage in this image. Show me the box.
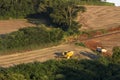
[49,1,86,31]
[74,0,114,6]
[37,0,86,31]
[0,0,40,19]
[75,42,86,47]
[112,46,120,63]
[0,0,114,19]
[0,59,120,80]
[0,25,64,54]
[97,56,110,66]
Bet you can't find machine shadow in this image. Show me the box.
[80,51,99,59]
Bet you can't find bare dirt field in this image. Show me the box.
[0,19,35,34]
[0,44,96,67]
[84,32,120,55]
[78,6,120,30]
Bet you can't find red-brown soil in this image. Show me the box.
[84,32,120,55]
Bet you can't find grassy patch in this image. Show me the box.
[75,42,86,47]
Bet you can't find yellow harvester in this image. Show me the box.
[62,51,74,59]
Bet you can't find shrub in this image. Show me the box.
[1,59,120,80]
[112,46,120,63]
[0,25,64,54]
[75,42,86,47]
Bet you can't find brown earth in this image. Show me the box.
[83,32,120,55]
[77,5,120,56]
[78,6,120,30]
[0,44,96,67]
[0,19,35,34]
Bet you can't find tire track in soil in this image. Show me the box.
[0,44,93,67]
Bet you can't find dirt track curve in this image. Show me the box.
[0,44,94,67]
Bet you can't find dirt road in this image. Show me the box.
[0,44,95,67]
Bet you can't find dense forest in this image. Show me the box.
[0,58,120,80]
[0,0,114,19]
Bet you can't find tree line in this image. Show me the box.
[0,0,38,19]
[0,25,64,54]
[0,58,120,80]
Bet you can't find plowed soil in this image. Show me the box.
[78,6,120,30]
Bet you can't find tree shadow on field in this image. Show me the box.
[26,13,51,26]
[80,51,99,59]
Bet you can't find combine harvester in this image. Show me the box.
[56,51,74,59]
[62,51,74,59]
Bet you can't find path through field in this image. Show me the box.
[0,44,95,67]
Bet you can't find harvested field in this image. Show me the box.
[84,32,120,54]
[0,19,35,34]
[0,44,96,67]
[78,6,120,30]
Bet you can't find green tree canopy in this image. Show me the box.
[112,46,120,63]
[38,0,86,31]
